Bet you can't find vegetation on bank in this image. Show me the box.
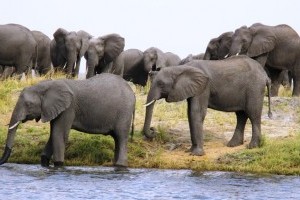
[0,76,299,175]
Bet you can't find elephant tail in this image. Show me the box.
[266,78,273,118]
[130,109,135,142]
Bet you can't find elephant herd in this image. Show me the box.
[0,22,299,168]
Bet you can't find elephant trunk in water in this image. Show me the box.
[0,103,24,165]
[0,121,20,165]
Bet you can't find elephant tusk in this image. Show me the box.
[235,52,240,56]
[8,121,20,130]
[224,54,229,58]
[144,100,156,107]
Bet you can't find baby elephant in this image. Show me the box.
[0,74,136,167]
[143,55,271,156]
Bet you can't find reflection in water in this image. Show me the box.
[0,164,299,200]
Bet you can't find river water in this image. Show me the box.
[0,164,299,200]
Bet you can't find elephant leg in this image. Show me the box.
[227,111,248,147]
[112,126,129,167]
[248,116,262,149]
[50,114,73,167]
[292,69,300,96]
[187,96,207,156]
[41,134,53,167]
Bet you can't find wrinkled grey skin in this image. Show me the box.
[143,56,271,156]
[0,24,37,79]
[112,49,149,86]
[85,34,125,79]
[50,28,92,78]
[0,74,135,168]
[31,30,52,75]
[228,23,300,96]
[143,47,181,72]
[203,31,234,60]
[180,53,204,65]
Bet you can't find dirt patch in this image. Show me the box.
[157,97,300,161]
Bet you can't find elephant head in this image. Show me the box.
[143,65,209,139]
[143,47,166,72]
[228,23,276,58]
[85,33,125,79]
[51,28,92,77]
[0,80,74,165]
[203,31,233,60]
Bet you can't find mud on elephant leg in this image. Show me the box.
[227,111,248,147]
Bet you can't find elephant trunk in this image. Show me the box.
[0,121,20,165]
[0,102,24,165]
[143,100,156,140]
[86,62,95,79]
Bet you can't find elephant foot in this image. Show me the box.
[114,165,129,172]
[248,139,261,149]
[227,136,244,147]
[114,160,128,168]
[54,161,64,168]
[41,155,50,167]
[189,146,205,156]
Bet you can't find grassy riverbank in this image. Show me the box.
[0,76,299,175]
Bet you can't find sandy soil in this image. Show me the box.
[154,97,300,162]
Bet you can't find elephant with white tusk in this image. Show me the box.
[143,55,272,156]
[0,73,136,168]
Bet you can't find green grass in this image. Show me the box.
[0,76,299,175]
[212,134,300,175]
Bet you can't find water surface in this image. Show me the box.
[0,164,299,199]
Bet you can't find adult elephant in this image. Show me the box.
[0,73,135,167]
[85,33,125,79]
[143,47,181,72]
[227,23,300,96]
[112,49,149,86]
[50,28,92,78]
[31,30,52,75]
[143,56,271,156]
[0,24,37,79]
[180,53,204,65]
[203,31,233,60]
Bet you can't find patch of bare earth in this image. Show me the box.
[157,97,300,163]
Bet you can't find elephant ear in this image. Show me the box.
[101,33,125,63]
[247,28,276,57]
[53,28,68,43]
[41,81,74,122]
[167,66,209,102]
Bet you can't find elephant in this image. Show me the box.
[31,30,52,76]
[0,73,136,167]
[111,49,149,86]
[143,55,272,156]
[85,34,125,79]
[50,28,92,78]
[180,53,204,65]
[0,23,37,79]
[203,31,234,60]
[143,47,181,72]
[227,23,300,96]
